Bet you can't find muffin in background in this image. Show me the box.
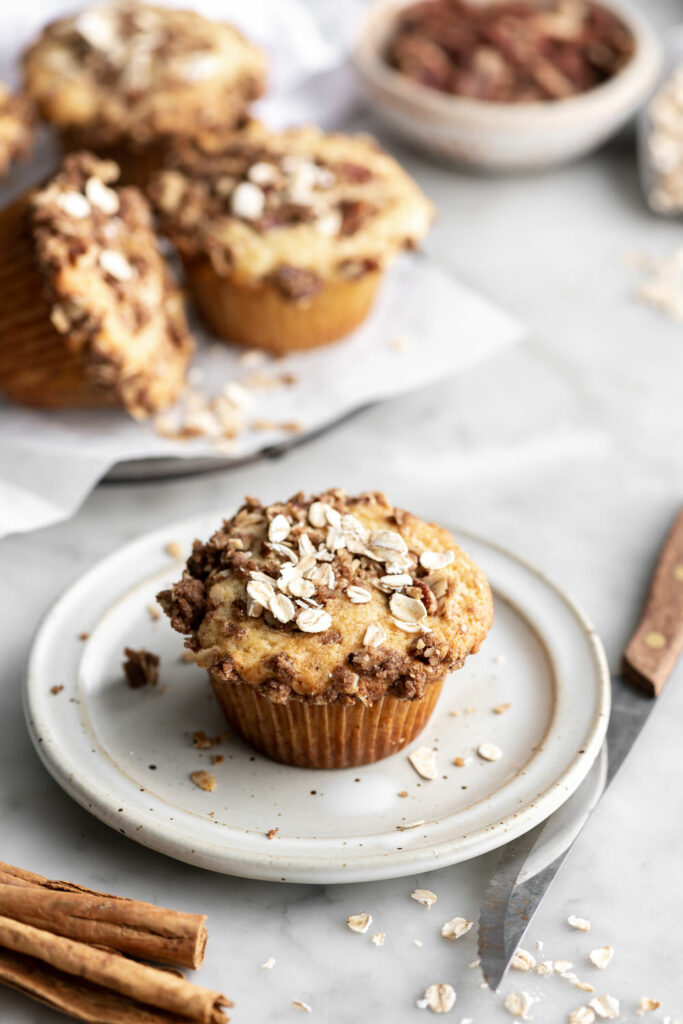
[23,1,266,188]
[0,82,35,176]
[157,490,493,769]
[150,125,435,354]
[0,151,194,417]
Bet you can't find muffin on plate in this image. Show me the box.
[157,490,493,769]
[0,151,193,416]
[23,1,266,188]
[0,82,35,176]
[150,125,435,353]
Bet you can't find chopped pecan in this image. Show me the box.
[122,647,160,688]
[269,265,323,301]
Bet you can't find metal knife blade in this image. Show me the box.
[478,508,683,992]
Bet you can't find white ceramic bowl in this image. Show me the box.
[354,0,663,171]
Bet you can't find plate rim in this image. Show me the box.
[24,513,611,883]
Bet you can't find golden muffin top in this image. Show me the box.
[30,151,193,417]
[150,125,434,292]
[0,82,35,176]
[158,490,493,703]
[23,1,266,145]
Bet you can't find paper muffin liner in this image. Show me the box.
[0,191,119,409]
[183,258,382,355]
[209,672,444,769]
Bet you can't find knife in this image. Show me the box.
[478,507,683,992]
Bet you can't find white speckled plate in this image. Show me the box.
[24,515,610,883]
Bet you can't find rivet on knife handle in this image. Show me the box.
[622,508,683,697]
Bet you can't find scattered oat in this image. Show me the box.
[260,957,275,970]
[536,961,554,976]
[493,654,506,664]
[347,585,372,603]
[493,703,511,715]
[190,770,216,792]
[411,889,438,908]
[408,746,438,780]
[569,1008,595,1024]
[589,995,620,1019]
[568,916,591,932]
[266,828,278,840]
[417,983,456,1014]
[536,940,544,951]
[555,961,574,973]
[145,602,161,622]
[371,932,385,947]
[636,998,660,1014]
[419,550,455,571]
[503,992,536,1019]
[165,540,183,559]
[268,514,291,543]
[477,742,502,762]
[441,918,473,940]
[575,982,596,993]
[292,1000,312,1013]
[346,913,372,934]
[588,947,614,970]
[414,939,423,948]
[511,949,537,971]
[396,820,426,830]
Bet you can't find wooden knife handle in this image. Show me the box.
[622,507,683,697]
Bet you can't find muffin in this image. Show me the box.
[0,151,193,416]
[157,490,493,769]
[23,1,266,189]
[0,82,35,176]
[150,125,434,353]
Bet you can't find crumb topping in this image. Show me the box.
[151,125,434,289]
[122,646,159,688]
[30,152,193,417]
[0,82,34,175]
[23,1,265,146]
[157,489,493,703]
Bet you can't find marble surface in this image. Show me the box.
[2,3,683,1020]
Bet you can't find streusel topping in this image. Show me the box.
[158,490,492,703]
[151,126,434,294]
[23,1,266,146]
[0,82,34,176]
[31,151,193,417]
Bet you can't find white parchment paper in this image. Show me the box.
[0,0,524,537]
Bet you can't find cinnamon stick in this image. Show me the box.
[0,916,231,1024]
[0,863,206,969]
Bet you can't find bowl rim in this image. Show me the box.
[354,0,663,126]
